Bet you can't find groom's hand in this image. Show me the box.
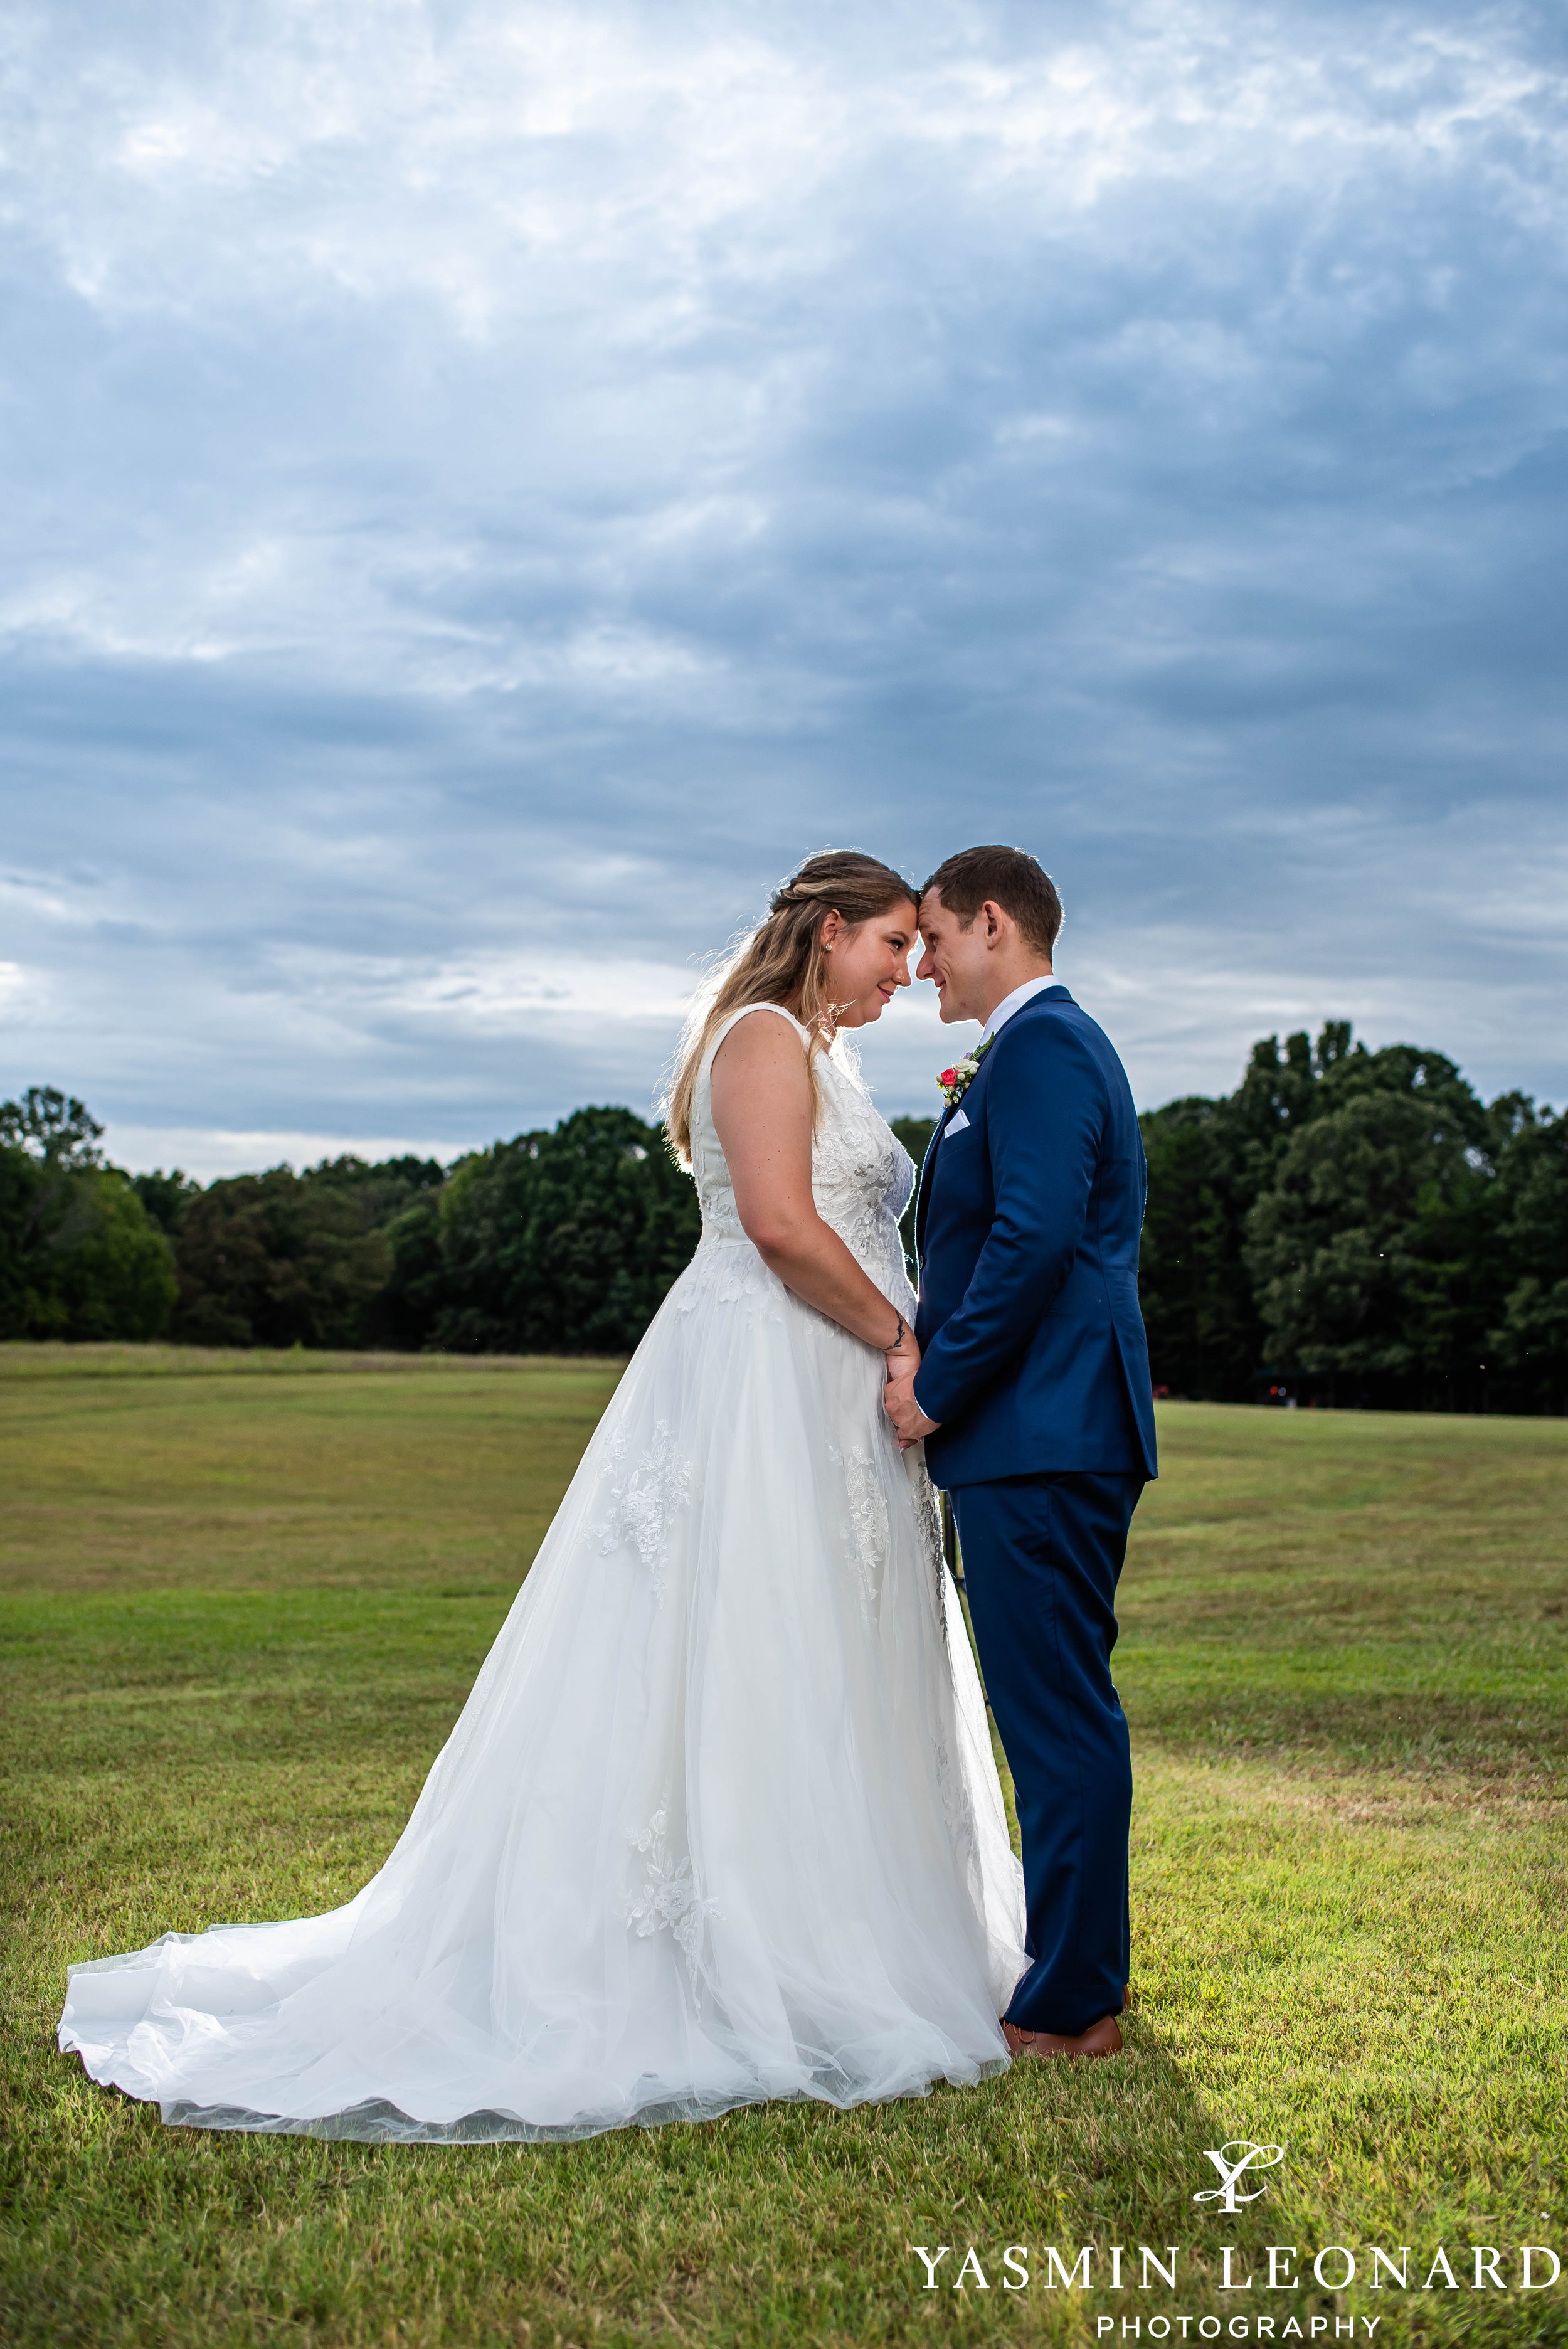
[884,1367,940,1448]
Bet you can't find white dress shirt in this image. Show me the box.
[978,971,1059,1048]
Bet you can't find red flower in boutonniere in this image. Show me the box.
[937,1034,994,1108]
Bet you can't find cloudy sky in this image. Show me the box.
[3,0,1565,1175]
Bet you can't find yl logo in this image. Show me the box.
[1193,2141,1286,2213]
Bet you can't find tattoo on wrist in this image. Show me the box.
[885,1312,906,1354]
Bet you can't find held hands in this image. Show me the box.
[882,1321,941,1450]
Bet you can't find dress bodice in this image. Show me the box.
[691,1004,916,1307]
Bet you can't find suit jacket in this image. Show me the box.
[912,985,1158,1488]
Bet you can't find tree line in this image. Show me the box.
[0,1091,704,1357]
[2,1021,1564,1413]
[1139,1022,1565,1413]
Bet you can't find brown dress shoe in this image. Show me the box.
[1002,2013,1124,2060]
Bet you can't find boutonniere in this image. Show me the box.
[936,1034,993,1108]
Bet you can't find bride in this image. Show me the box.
[60,851,1026,2142]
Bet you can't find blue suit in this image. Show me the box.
[913,985,1156,2036]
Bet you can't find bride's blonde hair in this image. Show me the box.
[663,849,916,1167]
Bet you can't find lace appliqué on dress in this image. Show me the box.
[910,1463,950,1637]
[808,1046,913,1299]
[829,1442,889,1615]
[676,1241,785,1325]
[593,1422,693,1602]
[625,1800,716,1974]
[901,1451,978,1876]
[931,1709,981,1890]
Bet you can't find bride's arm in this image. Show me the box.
[709,1012,918,1369]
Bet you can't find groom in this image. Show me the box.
[884,845,1157,2060]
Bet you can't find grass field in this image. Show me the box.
[2,1344,1565,2348]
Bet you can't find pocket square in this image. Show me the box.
[943,1109,971,1137]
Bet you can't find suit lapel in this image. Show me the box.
[914,1102,954,1259]
[914,989,1075,1258]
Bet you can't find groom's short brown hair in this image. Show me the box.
[921,846,1062,958]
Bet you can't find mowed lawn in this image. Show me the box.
[1,1346,1565,2349]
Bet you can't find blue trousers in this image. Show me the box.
[951,1471,1140,2038]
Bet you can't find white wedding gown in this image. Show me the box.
[60,1004,1026,2141]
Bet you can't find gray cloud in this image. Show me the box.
[1,0,1565,1172]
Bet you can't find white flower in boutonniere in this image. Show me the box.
[936,1034,994,1107]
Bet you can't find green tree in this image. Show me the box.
[1135,1027,1350,1399]
[0,1089,175,1340]
[131,1169,201,1236]
[1486,1098,1568,1413]
[0,1085,105,1169]
[23,1169,179,1340]
[1136,1096,1263,1399]
[1243,1044,1494,1406]
[432,1106,701,1354]
[373,1192,449,1350]
[172,1169,393,1347]
[0,1146,39,1332]
[1133,1022,1547,1411]
[304,1153,447,1226]
[297,1155,448,1349]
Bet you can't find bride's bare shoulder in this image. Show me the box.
[709,1005,812,1115]
[711,1002,807,1066]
